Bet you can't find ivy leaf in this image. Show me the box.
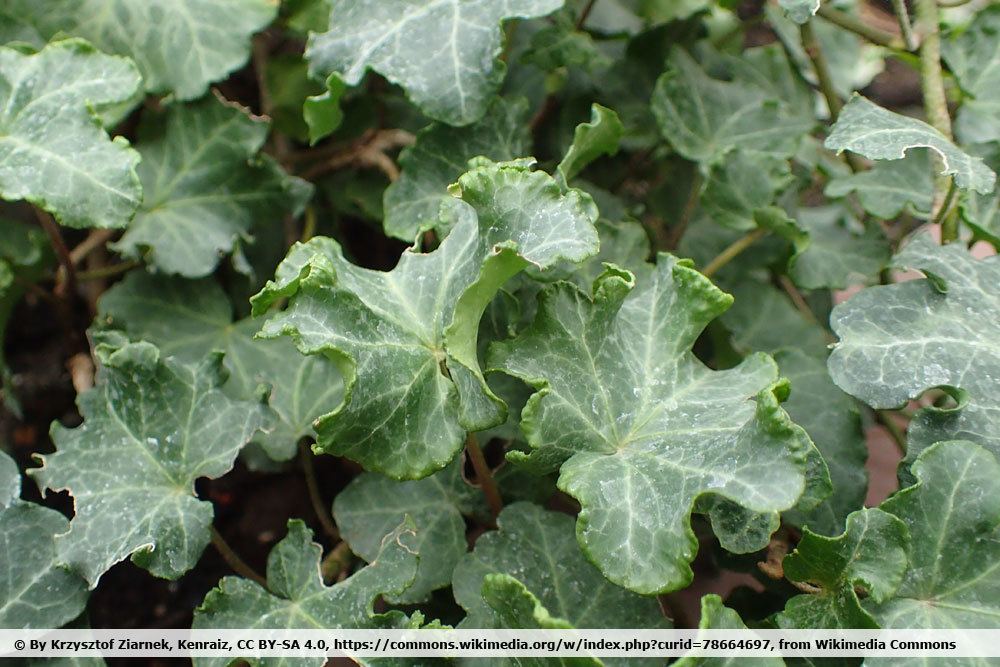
[452,502,666,631]
[333,461,480,604]
[383,98,530,241]
[776,508,909,629]
[767,7,884,103]
[30,335,271,585]
[0,451,88,628]
[112,95,312,278]
[8,0,276,101]
[675,594,783,667]
[722,282,828,357]
[824,150,934,220]
[825,95,997,194]
[0,40,142,229]
[303,74,346,145]
[254,159,599,479]
[556,104,624,188]
[776,349,867,538]
[868,441,1000,636]
[828,234,1000,463]
[778,0,819,24]
[98,272,343,463]
[700,150,793,230]
[193,519,419,667]
[479,575,603,666]
[652,48,814,166]
[942,6,1000,145]
[788,206,891,290]
[488,258,819,594]
[305,0,563,126]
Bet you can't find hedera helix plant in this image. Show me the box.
[0,0,999,662]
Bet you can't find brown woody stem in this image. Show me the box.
[210,526,267,588]
[465,432,503,520]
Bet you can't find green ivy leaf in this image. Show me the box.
[788,206,891,290]
[776,349,867,538]
[305,0,563,126]
[942,5,1000,145]
[480,574,603,666]
[825,95,997,194]
[303,74,346,145]
[556,104,624,188]
[31,335,271,585]
[777,0,819,24]
[700,150,793,231]
[868,441,1000,638]
[489,258,820,594]
[254,159,598,479]
[825,150,934,220]
[7,0,276,100]
[333,461,480,604]
[0,40,142,229]
[776,508,909,629]
[98,272,343,463]
[383,98,530,241]
[828,235,1000,463]
[112,95,312,277]
[959,147,1000,249]
[0,451,88,628]
[767,7,884,103]
[452,503,666,631]
[193,519,419,667]
[652,48,814,166]
[675,594,783,667]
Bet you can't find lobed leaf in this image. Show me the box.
[0,40,142,229]
[825,95,997,194]
[193,519,419,667]
[305,0,563,126]
[112,95,312,277]
[31,335,271,585]
[868,441,1000,646]
[776,508,909,629]
[383,97,530,241]
[828,234,1000,464]
[6,0,276,100]
[98,272,343,463]
[651,48,814,167]
[452,503,666,634]
[333,461,480,604]
[489,257,823,593]
[0,451,89,629]
[942,6,1000,145]
[254,159,598,479]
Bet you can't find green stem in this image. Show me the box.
[799,21,865,173]
[76,261,139,281]
[915,0,952,139]
[299,440,340,541]
[935,178,960,242]
[465,433,503,520]
[701,228,767,278]
[301,206,317,242]
[210,526,268,588]
[876,411,908,453]
[816,4,906,50]
[891,0,918,51]
[915,0,958,241]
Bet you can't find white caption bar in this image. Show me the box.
[1,629,996,659]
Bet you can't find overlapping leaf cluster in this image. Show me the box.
[1,0,999,662]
